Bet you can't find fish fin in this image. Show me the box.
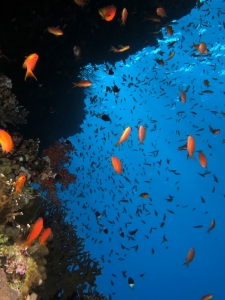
[187,154,195,160]
[25,69,37,81]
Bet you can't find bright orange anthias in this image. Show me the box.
[46,27,63,36]
[99,5,117,21]
[23,53,39,81]
[139,193,149,199]
[115,126,131,146]
[109,46,130,53]
[186,135,195,159]
[121,8,128,26]
[15,175,26,194]
[193,42,208,55]
[180,91,186,103]
[156,7,167,18]
[112,156,122,174]
[198,151,207,168]
[182,247,195,266]
[0,129,14,153]
[72,80,92,87]
[138,125,146,144]
[39,228,52,245]
[24,218,43,248]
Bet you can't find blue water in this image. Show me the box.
[62,0,225,299]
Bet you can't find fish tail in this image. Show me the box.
[25,69,37,81]
[187,154,195,160]
[72,83,77,88]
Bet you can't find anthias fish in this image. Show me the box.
[0,129,14,153]
[23,53,39,81]
[25,218,43,247]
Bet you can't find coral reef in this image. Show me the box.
[0,74,106,300]
[41,140,77,204]
[0,268,18,300]
[0,222,50,300]
[36,198,103,300]
[0,75,28,128]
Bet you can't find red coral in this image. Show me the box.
[41,141,76,204]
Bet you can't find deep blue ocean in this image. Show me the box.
[61,0,225,298]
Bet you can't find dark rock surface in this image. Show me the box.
[0,0,196,151]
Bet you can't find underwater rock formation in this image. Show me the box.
[0,75,28,128]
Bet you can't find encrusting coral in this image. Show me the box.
[0,75,28,128]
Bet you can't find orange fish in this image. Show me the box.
[198,42,208,55]
[25,218,43,247]
[193,42,208,55]
[198,151,207,168]
[180,91,186,103]
[46,27,63,36]
[155,59,164,66]
[139,193,149,199]
[138,125,146,144]
[39,228,52,245]
[99,5,117,21]
[15,175,26,194]
[201,295,213,300]
[109,45,130,53]
[23,53,39,81]
[0,129,14,153]
[166,25,173,36]
[209,125,220,134]
[74,0,87,8]
[112,156,122,174]
[206,219,216,233]
[115,126,131,146]
[121,8,128,26]
[182,247,195,266]
[187,135,195,159]
[73,80,92,87]
[156,7,167,18]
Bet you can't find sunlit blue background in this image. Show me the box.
[61,0,225,299]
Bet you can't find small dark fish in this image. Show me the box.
[122,270,127,278]
[103,227,108,234]
[129,229,138,235]
[193,225,203,228]
[128,277,135,288]
[167,209,174,214]
[106,68,114,75]
[151,248,155,254]
[112,84,120,95]
[140,273,145,278]
[213,174,218,183]
[100,114,111,122]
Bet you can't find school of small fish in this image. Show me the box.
[4,0,224,298]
